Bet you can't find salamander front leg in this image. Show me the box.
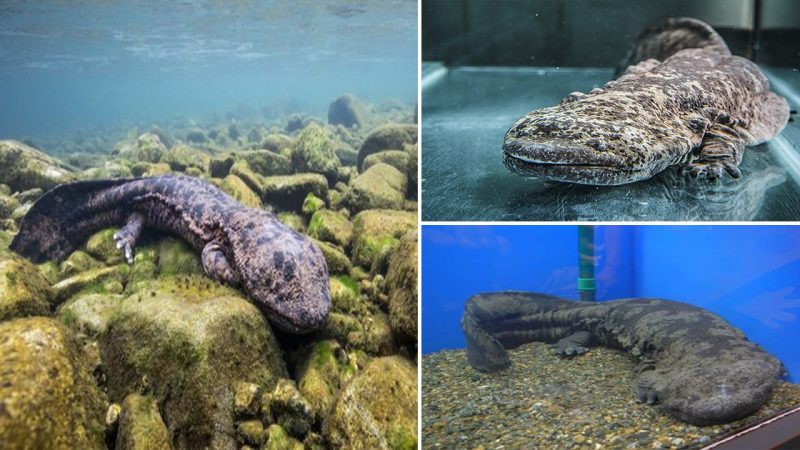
[551,331,593,357]
[201,242,240,285]
[114,212,144,264]
[682,120,745,181]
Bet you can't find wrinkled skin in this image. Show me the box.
[11,174,331,333]
[503,18,789,186]
[462,291,784,425]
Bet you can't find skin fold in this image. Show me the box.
[462,291,784,425]
[503,18,790,186]
[10,174,331,334]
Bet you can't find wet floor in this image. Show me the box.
[421,66,800,221]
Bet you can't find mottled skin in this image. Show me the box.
[10,174,331,334]
[462,292,784,425]
[503,18,790,185]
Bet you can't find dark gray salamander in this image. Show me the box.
[10,174,330,334]
[462,291,784,425]
[503,18,790,185]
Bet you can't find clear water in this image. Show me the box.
[0,0,417,147]
[421,66,800,221]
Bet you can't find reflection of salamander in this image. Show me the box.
[10,174,330,334]
[503,18,789,185]
[462,291,784,425]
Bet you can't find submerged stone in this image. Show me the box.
[385,231,418,345]
[357,124,417,172]
[0,140,74,192]
[115,394,171,450]
[308,209,353,248]
[350,210,416,269]
[291,124,340,185]
[346,163,407,212]
[262,173,328,212]
[0,256,52,322]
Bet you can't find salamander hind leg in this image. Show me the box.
[682,120,746,181]
[114,212,145,264]
[551,331,593,357]
[201,242,241,285]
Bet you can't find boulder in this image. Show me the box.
[307,210,353,248]
[85,228,126,266]
[0,140,74,192]
[264,424,303,450]
[262,174,328,212]
[312,239,351,275]
[301,193,325,217]
[323,356,417,449]
[260,133,294,153]
[363,150,410,174]
[229,161,264,195]
[329,276,365,315]
[295,340,356,422]
[328,94,368,129]
[356,124,417,172]
[135,133,167,163]
[345,163,407,212]
[115,394,171,450]
[240,150,292,177]
[270,379,314,438]
[0,317,107,449]
[0,256,52,322]
[101,277,288,449]
[350,210,416,269]
[58,293,122,337]
[385,231,418,344]
[221,174,262,208]
[156,237,204,277]
[291,124,340,185]
[185,129,207,144]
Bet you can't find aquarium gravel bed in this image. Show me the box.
[421,66,800,221]
[422,343,800,450]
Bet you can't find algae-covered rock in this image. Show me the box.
[260,133,293,153]
[346,163,407,212]
[384,231,418,345]
[262,173,328,212]
[52,265,128,302]
[335,143,359,167]
[351,210,416,269]
[236,420,264,446]
[241,150,292,177]
[58,293,122,337]
[363,150,410,174]
[0,317,107,449]
[270,379,314,438]
[234,381,261,418]
[0,193,19,219]
[60,250,104,278]
[308,209,353,248]
[295,340,356,422]
[209,156,235,178]
[136,133,168,163]
[0,256,52,321]
[157,237,203,277]
[222,174,262,208]
[229,160,264,195]
[101,277,288,449]
[321,312,364,345]
[264,424,303,450]
[85,228,126,265]
[0,140,74,192]
[357,124,417,172]
[291,124,340,185]
[352,312,397,356]
[161,143,205,172]
[277,212,306,233]
[323,356,417,449]
[115,394,171,450]
[328,94,368,129]
[313,239,351,275]
[302,192,325,216]
[329,275,364,315]
[185,128,207,144]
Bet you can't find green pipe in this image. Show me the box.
[578,225,596,302]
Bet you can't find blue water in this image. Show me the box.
[422,225,800,382]
[0,0,417,142]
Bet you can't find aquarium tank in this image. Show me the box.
[421,0,800,221]
[0,1,419,448]
[422,225,800,449]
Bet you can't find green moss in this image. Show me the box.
[157,238,203,277]
[387,425,418,450]
[302,192,325,216]
[291,124,340,185]
[0,257,52,321]
[307,209,353,248]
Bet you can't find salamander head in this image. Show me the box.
[503,100,681,186]
[226,210,331,334]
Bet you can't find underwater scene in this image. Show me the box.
[0,1,418,449]
[421,225,800,449]
[421,0,800,221]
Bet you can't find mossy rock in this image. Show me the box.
[350,210,416,269]
[264,424,303,450]
[323,356,417,450]
[241,150,292,177]
[262,173,328,212]
[136,133,168,163]
[350,311,397,356]
[295,340,357,423]
[307,209,353,248]
[345,163,407,213]
[0,193,19,219]
[101,277,288,449]
[0,256,52,322]
[85,228,126,265]
[320,312,363,345]
[52,265,129,303]
[222,174,262,209]
[328,94,368,129]
[229,160,264,196]
[329,276,364,315]
[260,134,294,153]
[302,193,325,216]
[58,293,122,337]
[59,250,104,278]
[236,419,264,446]
[0,140,74,192]
[209,156,235,178]
[356,124,417,172]
[157,237,203,277]
[335,143,359,167]
[161,143,206,172]
[270,379,314,438]
[277,212,306,233]
[115,394,171,450]
[405,143,418,200]
[363,150,410,174]
[0,317,107,448]
[384,231,418,345]
[312,239,351,275]
[291,124,340,185]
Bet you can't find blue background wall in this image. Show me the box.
[422,225,800,382]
